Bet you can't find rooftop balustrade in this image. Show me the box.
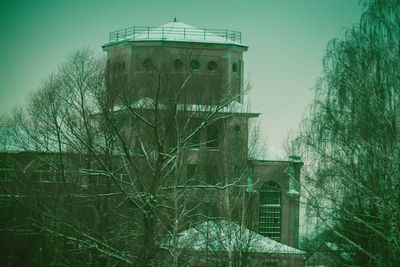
[108,25,242,44]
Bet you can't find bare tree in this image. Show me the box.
[248,119,268,160]
[298,0,400,265]
[0,45,259,266]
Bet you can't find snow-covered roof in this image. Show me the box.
[113,97,260,116]
[107,20,246,47]
[167,220,305,254]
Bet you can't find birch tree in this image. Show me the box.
[299,0,400,265]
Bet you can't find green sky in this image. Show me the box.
[0,0,364,155]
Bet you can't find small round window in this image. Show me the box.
[190,60,200,70]
[173,59,183,70]
[232,63,237,72]
[207,61,217,71]
[143,58,153,70]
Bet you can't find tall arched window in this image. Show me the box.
[259,181,281,241]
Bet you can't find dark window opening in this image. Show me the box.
[232,63,237,72]
[234,125,241,139]
[190,60,200,71]
[206,125,219,149]
[207,61,217,71]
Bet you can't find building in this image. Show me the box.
[103,19,302,247]
[0,20,303,266]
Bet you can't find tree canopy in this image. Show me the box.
[300,0,400,265]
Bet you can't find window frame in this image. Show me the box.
[259,181,282,241]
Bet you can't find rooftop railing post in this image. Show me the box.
[147,27,150,38]
[162,27,164,39]
[204,29,206,40]
[184,28,186,39]
[133,27,135,39]
[226,29,228,41]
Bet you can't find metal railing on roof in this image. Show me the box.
[108,26,242,43]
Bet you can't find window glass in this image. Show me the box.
[259,182,281,241]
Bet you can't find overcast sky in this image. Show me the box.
[0,0,364,156]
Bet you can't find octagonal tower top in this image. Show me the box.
[103,20,248,106]
[104,19,247,48]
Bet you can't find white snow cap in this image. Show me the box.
[169,220,305,254]
[110,19,246,46]
[112,97,260,116]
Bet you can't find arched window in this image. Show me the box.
[206,125,218,149]
[259,181,281,241]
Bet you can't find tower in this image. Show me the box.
[103,20,301,248]
[102,19,256,205]
[103,20,247,106]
